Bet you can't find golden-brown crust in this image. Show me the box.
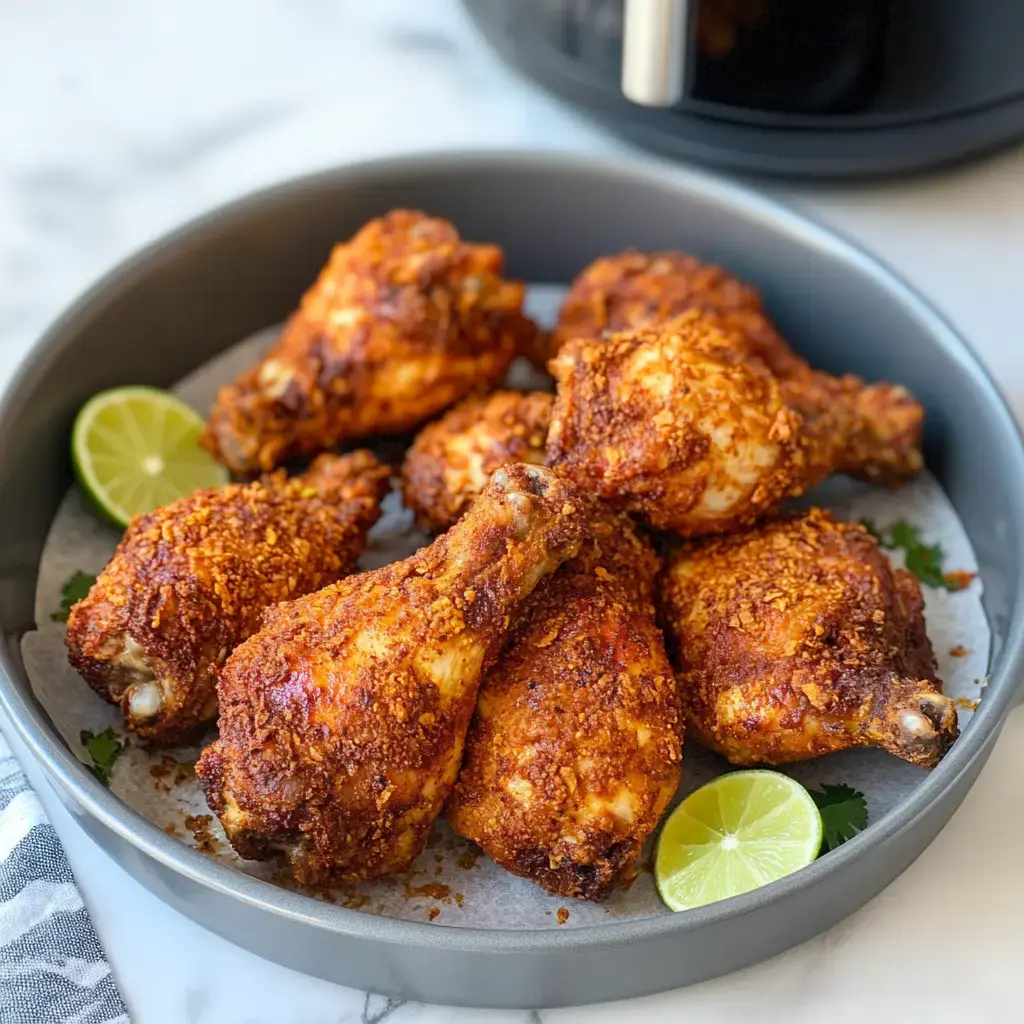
[401,390,553,532]
[541,249,802,378]
[196,464,586,885]
[546,313,821,536]
[545,251,924,486]
[203,210,537,475]
[839,381,926,485]
[65,451,389,744]
[659,508,958,769]
[448,509,682,901]
[302,449,393,507]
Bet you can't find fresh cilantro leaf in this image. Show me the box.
[808,783,868,854]
[80,728,124,787]
[904,540,947,589]
[886,521,919,550]
[51,571,97,622]
[860,519,972,592]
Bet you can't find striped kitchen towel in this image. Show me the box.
[0,731,128,1023]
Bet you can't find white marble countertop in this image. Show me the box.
[3,1,1024,1021]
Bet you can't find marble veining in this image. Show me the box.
[2,0,1024,1022]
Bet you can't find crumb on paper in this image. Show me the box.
[456,848,480,870]
[164,823,178,837]
[557,908,570,925]
[949,645,971,658]
[404,881,453,904]
[149,755,179,792]
[149,756,175,779]
[944,570,976,592]
[428,907,440,921]
[184,813,218,854]
[455,892,465,908]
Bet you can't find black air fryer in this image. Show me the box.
[462,0,1024,177]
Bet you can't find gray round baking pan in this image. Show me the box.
[1,151,1023,1009]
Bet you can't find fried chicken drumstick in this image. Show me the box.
[659,508,959,769]
[197,464,585,885]
[203,210,536,475]
[545,251,923,487]
[547,312,922,536]
[66,451,390,744]
[448,507,682,901]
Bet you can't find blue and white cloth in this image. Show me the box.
[0,731,128,1023]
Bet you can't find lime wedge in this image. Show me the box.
[655,770,823,912]
[72,386,228,527]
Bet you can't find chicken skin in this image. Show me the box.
[448,507,682,901]
[66,451,389,744]
[541,248,802,378]
[197,464,585,885]
[402,390,553,532]
[547,312,921,536]
[659,508,959,769]
[203,210,536,475]
[545,251,923,486]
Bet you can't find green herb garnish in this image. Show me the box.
[80,728,124,787]
[808,783,868,854]
[51,571,97,622]
[860,519,974,591]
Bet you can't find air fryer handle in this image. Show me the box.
[621,0,690,107]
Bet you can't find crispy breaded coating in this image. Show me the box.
[832,378,925,485]
[65,451,389,744]
[301,448,392,505]
[196,464,586,885]
[203,210,536,475]
[547,313,822,536]
[659,508,958,769]
[547,312,922,536]
[544,251,924,485]
[448,507,681,901]
[401,390,553,532]
[539,249,802,377]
